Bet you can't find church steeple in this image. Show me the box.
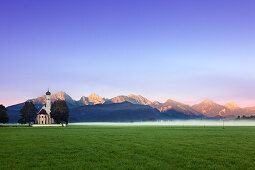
[45,89,51,114]
[46,88,51,95]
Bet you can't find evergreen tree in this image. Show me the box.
[51,100,69,126]
[0,105,9,123]
[18,101,37,126]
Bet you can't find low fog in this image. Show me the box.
[70,120,255,126]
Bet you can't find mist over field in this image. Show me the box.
[69,120,255,126]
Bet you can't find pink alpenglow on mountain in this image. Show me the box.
[25,91,255,118]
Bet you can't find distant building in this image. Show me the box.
[36,90,54,124]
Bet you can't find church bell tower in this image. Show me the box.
[45,89,51,114]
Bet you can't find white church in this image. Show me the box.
[35,90,54,124]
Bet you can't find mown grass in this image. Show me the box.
[0,126,255,169]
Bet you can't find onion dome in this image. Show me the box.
[46,90,51,95]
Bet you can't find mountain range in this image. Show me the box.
[6,91,255,122]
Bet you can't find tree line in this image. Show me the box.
[0,105,9,123]
[237,115,255,120]
[0,100,69,126]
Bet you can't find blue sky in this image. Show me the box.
[0,0,255,107]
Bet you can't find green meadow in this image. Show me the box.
[1,126,255,169]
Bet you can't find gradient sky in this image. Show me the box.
[0,0,255,107]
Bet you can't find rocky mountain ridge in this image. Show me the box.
[191,100,253,118]
[27,92,206,116]
[6,91,255,121]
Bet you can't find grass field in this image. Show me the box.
[1,126,255,169]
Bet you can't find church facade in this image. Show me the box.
[36,90,54,124]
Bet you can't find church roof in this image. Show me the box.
[38,109,47,115]
[46,90,51,95]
